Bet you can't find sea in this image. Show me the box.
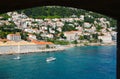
[0,45,116,79]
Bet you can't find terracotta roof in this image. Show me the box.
[32,40,53,45]
[8,33,20,36]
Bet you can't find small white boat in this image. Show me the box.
[13,56,21,60]
[46,57,56,62]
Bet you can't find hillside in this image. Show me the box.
[17,6,117,27]
[18,6,86,19]
[0,6,117,44]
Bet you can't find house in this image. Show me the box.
[24,29,33,33]
[91,26,96,33]
[46,34,54,39]
[40,33,53,39]
[49,29,55,34]
[68,18,74,22]
[74,18,80,21]
[111,31,117,41]
[84,28,93,33]
[101,28,106,33]
[99,18,107,22]
[7,33,21,41]
[57,27,62,32]
[0,16,3,19]
[0,22,4,26]
[79,15,84,20]
[32,29,39,33]
[7,12,12,16]
[56,21,64,27]
[98,35,112,43]
[64,31,82,41]
[71,14,77,18]
[83,22,91,28]
[52,18,59,22]
[28,34,37,40]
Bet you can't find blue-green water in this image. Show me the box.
[0,45,116,79]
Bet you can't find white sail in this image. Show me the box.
[13,42,21,60]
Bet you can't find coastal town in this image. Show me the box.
[0,8,117,54]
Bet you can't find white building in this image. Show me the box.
[91,26,96,32]
[57,27,62,32]
[46,34,54,38]
[98,35,112,43]
[80,15,84,20]
[64,31,82,41]
[24,29,33,33]
[75,26,83,31]
[111,31,117,41]
[7,33,21,41]
[56,21,64,27]
[83,22,91,28]
[28,34,37,40]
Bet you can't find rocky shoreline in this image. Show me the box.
[1,48,66,55]
[0,42,116,55]
[0,45,71,55]
[69,41,116,47]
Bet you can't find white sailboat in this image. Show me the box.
[13,56,20,60]
[46,57,56,62]
[13,43,21,60]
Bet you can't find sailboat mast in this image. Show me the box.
[18,42,20,53]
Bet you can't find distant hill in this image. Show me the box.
[17,6,110,19]
[17,6,86,19]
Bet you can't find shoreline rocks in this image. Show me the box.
[0,42,116,55]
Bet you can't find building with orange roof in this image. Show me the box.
[7,33,21,41]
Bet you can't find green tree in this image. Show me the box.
[20,32,28,40]
[60,32,66,39]
[72,40,78,46]
[84,16,94,23]
[36,33,44,40]
[46,44,50,48]
[99,39,103,43]
[0,14,11,20]
[62,22,77,32]
[96,25,103,32]
[79,35,84,40]
[92,33,98,39]
[84,35,90,40]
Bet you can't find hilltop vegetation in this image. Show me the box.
[0,14,11,20]
[18,6,86,19]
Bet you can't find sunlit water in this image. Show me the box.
[0,45,116,79]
